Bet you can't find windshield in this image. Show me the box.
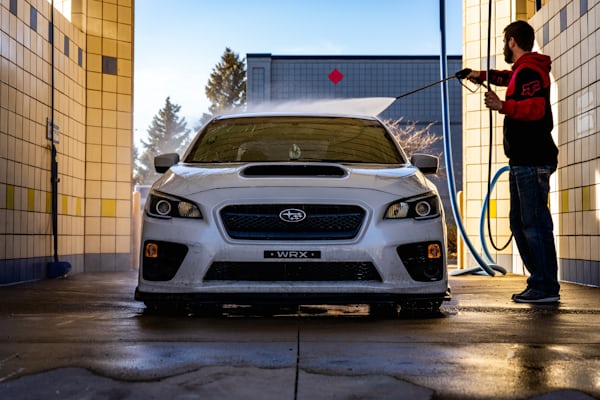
[184,116,406,164]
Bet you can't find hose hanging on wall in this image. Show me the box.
[484,0,513,255]
[438,0,505,276]
[47,0,71,278]
[480,165,510,265]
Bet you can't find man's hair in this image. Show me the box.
[504,20,535,51]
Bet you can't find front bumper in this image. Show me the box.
[134,288,451,306]
[136,210,449,302]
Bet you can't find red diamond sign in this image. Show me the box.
[328,68,344,84]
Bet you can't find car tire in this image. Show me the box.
[143,301,188,315]
[399,298,443,317]
[192,304,223,317]
[144,302,223,317]
[368,302,399,319]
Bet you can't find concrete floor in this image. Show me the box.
[0,270,599,399]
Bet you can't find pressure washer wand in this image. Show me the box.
[394,68,474,100]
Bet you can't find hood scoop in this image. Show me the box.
[242,164,347,177]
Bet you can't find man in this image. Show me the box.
[467,20,560,303]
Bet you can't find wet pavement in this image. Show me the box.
[0,270,599,399]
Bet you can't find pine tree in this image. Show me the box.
[134,97,190,185]
[204,47,247,119]
[132,144,141,184]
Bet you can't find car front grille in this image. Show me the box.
[220,204,365,240]
[204,262,381,282]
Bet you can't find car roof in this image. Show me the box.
[210,112,383,122]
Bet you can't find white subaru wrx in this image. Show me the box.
[135,113,449,314]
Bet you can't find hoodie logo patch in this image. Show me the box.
[522,80,541,96]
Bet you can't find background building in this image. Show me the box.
[246,54,464,221]
[0,0,134,283]
[462,0,599,286]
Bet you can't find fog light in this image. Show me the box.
[428,243,441,259]
[145,242,159,258]
[397,242,444,282]
[142,241,188,281]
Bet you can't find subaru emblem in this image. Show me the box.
[279,208,306,223]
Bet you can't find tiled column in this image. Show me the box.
[462,0,514,270]
[83,0,133,271]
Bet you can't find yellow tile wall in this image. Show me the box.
[1,0,134,275]
[529,0,600,264]
[83,0,133,268]
[462,0,514,267]
[462,0,600,272]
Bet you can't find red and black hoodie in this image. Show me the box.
[481,52,558,166]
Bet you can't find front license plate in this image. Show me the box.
[264,250,321,259]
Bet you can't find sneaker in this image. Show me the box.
[511,287,530,301]
[513,288,560,303]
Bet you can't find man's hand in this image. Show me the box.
[466,70,482,83]
[484,91,503,111]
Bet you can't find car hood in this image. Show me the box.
[152,162,437,198]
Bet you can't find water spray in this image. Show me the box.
[246,69,473,117]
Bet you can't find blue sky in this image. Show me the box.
[133,1,463,139]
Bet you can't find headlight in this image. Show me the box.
[384,194,440,220]
[146,192,202,219]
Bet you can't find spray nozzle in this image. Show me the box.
[454,68,472,80]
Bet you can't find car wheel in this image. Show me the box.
[143,301,188,315]
[399,298,443,317]
[368,302,399,319]
[191,304,223,317]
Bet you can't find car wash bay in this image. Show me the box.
[0,271,599,400]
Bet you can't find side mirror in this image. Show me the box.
[154,153,180,173]
[411,153,438,175]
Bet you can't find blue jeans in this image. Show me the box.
[509,165,560,294]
